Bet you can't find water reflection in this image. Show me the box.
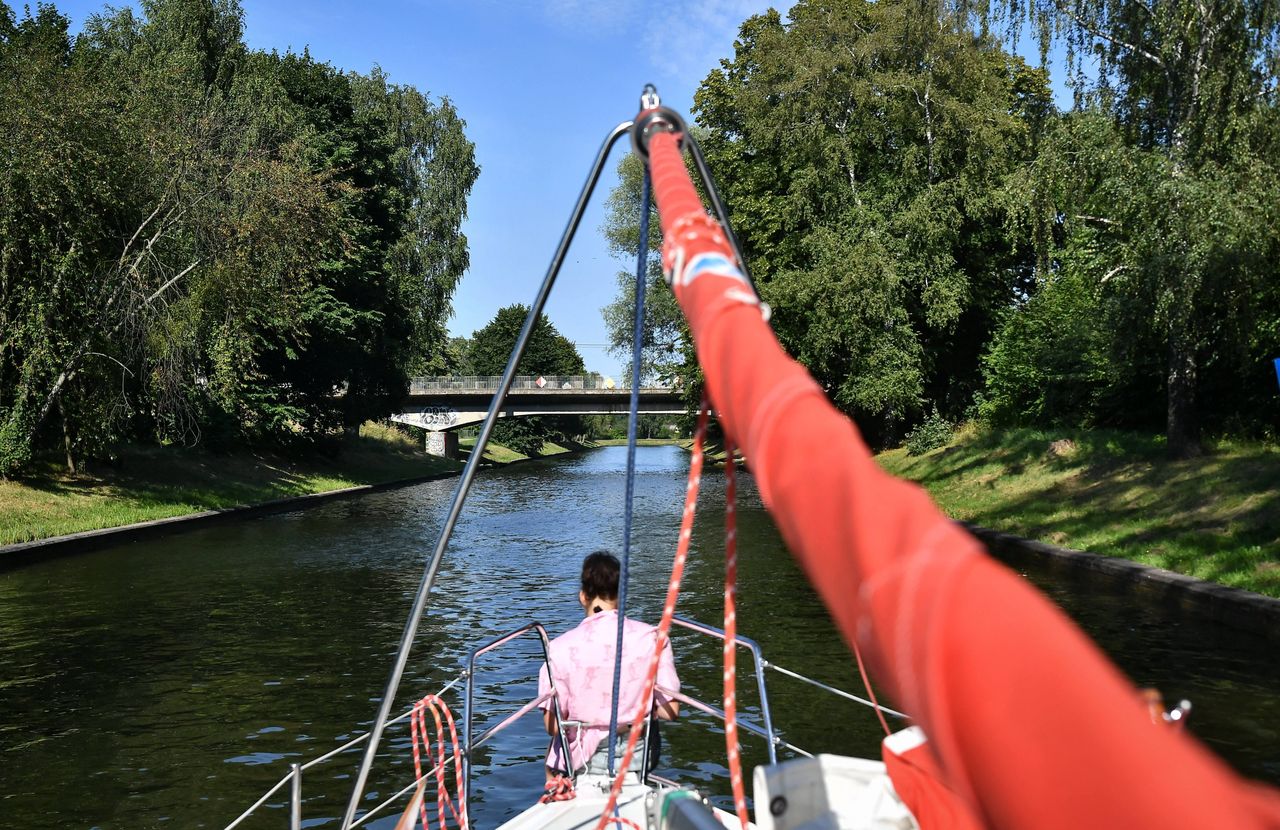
[0,446,1275,829]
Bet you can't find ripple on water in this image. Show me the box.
[0,445,1276,830]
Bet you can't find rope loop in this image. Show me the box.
[409,694,469,830]
[604,818,643,830]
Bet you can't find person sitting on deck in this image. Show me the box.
[537,551,680,782]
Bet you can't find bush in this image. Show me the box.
[905,412,954,456]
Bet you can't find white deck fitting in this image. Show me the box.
[496,774,651,830]
[495,773,748,830]
[752,755,916,830]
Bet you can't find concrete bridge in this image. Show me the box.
[392,376,684,456]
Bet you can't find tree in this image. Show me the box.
[73,1,342,448]
[468,305,585,377]
[0,0,479,473]
[692,0,1047,443]
[245,53,477,439]
[468,304,586,455]
[995,0,1280,455]
[600,153,689,386]
[443,336,475,375]
[0,4,136,471]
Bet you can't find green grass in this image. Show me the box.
[0,422,460,546]
[877,425,1280,597]
[593,438,683,446]
[456,437,586,464]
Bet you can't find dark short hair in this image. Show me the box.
[581,551,620,601]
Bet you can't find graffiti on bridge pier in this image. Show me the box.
[418,406,458,428]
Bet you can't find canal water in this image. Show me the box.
[1,446,1276,829]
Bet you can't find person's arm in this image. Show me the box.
[537,664,563,736]
[543,705,560,735]
[654,635,680,720]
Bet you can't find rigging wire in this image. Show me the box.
[594,404,710,830]
[606,166,653,775]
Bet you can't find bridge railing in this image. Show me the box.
[409,375,632,393]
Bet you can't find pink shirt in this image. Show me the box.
[537,610,680,771]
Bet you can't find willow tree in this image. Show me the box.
[996,0,1280,455]
[0,0,478,473]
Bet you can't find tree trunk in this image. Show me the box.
[1166,321,1201,459]
[58,396,75,475]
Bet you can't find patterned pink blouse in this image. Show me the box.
[537,610,680,772]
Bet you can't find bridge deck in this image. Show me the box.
[396,377,685,434]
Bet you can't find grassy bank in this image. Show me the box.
[457,437,587,464]
[593,438,683,447]
[877,426,1280,597]
[0,422,459,546]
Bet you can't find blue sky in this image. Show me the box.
[50,0,1068,378]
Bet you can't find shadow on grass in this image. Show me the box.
[896,429,1280,596]
[8,435,459,517]
[17,450,312,508]
[903,428,1167,486]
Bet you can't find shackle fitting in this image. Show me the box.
[632,84,687,161]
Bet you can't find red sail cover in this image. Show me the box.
[882,727,983,830]
[644,128,1280,829]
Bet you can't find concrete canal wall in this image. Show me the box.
[967,523,1280,643]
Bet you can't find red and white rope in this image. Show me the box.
[593,403,711,830]
[540,773,576,804]
[603,818,643,830]
[722,437,749,829]
[409,694,468,830]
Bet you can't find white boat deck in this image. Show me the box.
[496,773,747,830]
[496,774,653,830]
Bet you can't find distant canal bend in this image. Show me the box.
[1,446,1277,828]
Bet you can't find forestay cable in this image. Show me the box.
[595,404,709,830]
[606,166,654,775]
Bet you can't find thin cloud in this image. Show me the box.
[644,0,778,88]
[541,0,641,33]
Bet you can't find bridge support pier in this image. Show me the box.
[424,430,459,460]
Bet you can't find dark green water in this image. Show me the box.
[1,446,1276,829]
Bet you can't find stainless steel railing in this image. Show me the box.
[461,622,572,809]
[410,376,627,393]
[225,616,909,829]
[224,673,466,830]
[665,616,908,765]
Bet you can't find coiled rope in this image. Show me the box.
[540,773,577,804]
[409,694,468,830]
